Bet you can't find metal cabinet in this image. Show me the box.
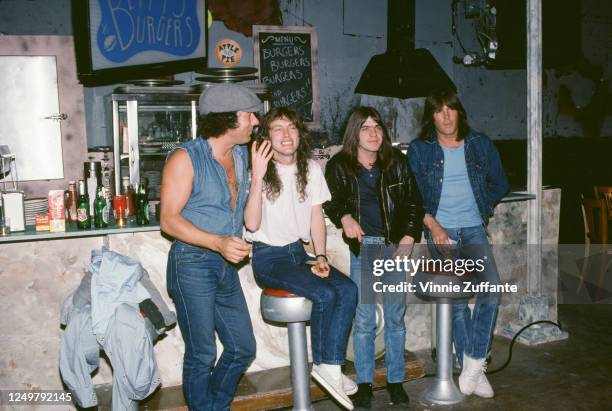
[110,82,271,200]
[110,86,199,200]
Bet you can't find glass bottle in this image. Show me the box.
[76,180,91,229]
[113,194,127,227]
[121,176,135,219]
[65,181,78,223]
[136,178,149,225]
[93,186,108,228]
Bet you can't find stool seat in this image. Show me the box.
[263,288,299,297]
[261,288,312,323]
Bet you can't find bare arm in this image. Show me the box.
[310,204,330,277]
[160,149,250,263]
[244,178,264,232]
[244,140,272,232]
[160,149,220,248]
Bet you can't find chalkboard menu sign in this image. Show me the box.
[253,26,320,128]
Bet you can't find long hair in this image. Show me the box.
[419,88,469,140]
[197,112,239,138]
[256,107,312,202]
[340,106,394,176]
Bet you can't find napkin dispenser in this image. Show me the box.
[0,145,25,232]
[1,191,25,232]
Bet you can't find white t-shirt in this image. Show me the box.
[247,159,331,246]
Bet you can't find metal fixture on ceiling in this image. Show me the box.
[355,0,456,99]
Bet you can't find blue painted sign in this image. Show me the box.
[96,0,201,63]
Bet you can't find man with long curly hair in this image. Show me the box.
[245,107,358,410]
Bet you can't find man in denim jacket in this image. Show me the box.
[160,84,261,410]
[407,88,508,398]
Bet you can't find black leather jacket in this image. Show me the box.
[323,148,424,256]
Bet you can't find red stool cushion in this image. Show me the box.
[262,288,298,297]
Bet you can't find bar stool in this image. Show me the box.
[260,288,313,411]
[413,270,475,405]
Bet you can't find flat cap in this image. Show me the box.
[199,83,263,115]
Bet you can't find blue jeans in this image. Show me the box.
[426,225,499,366]
[252,241,357,365]
[167,241,256,411]
[350,236,407,384]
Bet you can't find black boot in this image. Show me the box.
[351,383,372,410]
[386,382,409,406]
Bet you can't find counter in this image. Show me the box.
[0,189,561,408]
[0,222,160,243]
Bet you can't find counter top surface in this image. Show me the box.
[499,191,537,202]
[0,190,545,243]
[0,221,161,243]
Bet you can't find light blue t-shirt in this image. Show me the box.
[435,144,482,228]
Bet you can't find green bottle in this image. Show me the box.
[136,179,149,226]
[76,180,91,229]
[93,186,108,228]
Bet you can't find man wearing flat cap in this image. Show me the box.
[160,83,262,410]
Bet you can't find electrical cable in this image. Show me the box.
[422,319,564,378]
[452,0,499,65]
[486,320,563,375]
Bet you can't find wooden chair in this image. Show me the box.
[581,194,608,244]
[578,195,611,300]
[593,185,612,222]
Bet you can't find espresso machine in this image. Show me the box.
[0,145,25,233]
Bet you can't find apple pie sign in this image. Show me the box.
[97,0,201,63]
[215,39,242,66]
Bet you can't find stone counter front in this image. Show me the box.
[0,189,561,407]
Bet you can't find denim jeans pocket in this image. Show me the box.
[176,243,209,265]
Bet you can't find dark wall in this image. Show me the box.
[453,0,612,138]
[496,138,612,243]
[0,0,72,35]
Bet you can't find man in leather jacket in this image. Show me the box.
[324,106,423,409]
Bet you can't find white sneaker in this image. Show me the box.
[312,364,354,410]
[342,373,358,395]
[474,371,494,398]
[458,354,494,398]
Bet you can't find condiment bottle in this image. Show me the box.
[65,181,78,223]
[121,176,135,218]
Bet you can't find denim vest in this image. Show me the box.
[407,129,509,225]
[179,138,249,237]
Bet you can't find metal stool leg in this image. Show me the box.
[424,301,464,405]
[287,322,313,411]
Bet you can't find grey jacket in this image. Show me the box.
[59,248,176,410]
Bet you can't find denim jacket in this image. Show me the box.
[407,129,509,225]
[179,138,249,238]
